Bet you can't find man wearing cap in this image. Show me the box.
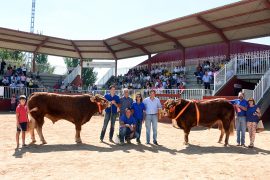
[143,89,162,145]
[230,92,248,146]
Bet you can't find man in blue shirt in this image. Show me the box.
[120,88,133,117]
[100,85,120,143]
[143,89,162,145]
[230,92,248,146]
[119,108,137,145]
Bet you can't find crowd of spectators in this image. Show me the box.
[0,60,40,88]
[105,64,187,90]
[194,60,227,85]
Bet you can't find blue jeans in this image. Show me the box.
[100,112,117,140]
[136,119,143,141]
[145,114,158,143]
[119,127,134,143]
[236,116,246,145]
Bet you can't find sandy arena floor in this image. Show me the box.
[1,114,270,180]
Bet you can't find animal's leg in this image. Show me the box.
[217,121,224,143]
[75,125,82,143]
[224,130,230,146]
[184,128,191,145]
[36,125,47,144]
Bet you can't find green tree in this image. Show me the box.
[0,49,24,63]
[36,54,55,74]
[64,57,97,87]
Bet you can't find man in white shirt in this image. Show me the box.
[143,89,162,145]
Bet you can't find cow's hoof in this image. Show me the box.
[183,142,189,146]
[218,141,222,144]
[76,141,82,144]
[224,144,228,147]
[41,141,47,145]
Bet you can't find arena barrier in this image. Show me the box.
[1,87,206,103]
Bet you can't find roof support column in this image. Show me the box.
[182,48,186,66]
[227,41,231,60]
[148,54,152,71]
[80,59,83,87]
[32,53,36,73]
[115,59,117,77]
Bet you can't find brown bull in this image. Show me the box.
[164,98,235,146]
[27,92,108,144]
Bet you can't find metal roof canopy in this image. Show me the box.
[0,0,270,60]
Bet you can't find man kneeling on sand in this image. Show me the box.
[119,108,137,145]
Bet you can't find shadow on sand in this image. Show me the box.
[12,142,178,158]
[178,144,270,155]
[12,141,270,158]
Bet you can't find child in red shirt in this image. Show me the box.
[16,95,28,148]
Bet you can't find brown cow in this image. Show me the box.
[164,98,235,146]
[27,92,108,144]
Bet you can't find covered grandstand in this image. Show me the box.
[0,0,269,121]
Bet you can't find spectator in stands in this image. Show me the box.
[28,79,34,88]
[20,74,26,85]
[9,82,16,88]
[17,81,24,88]
[12,65,16,75]
[16,66,22,75]
[5,67,13,77]
[26,76,31,87]
[120,88,133,118]
[194,70,203,84]
[2,77,9,86]
[202,71,212,94]
[77,84,82,92]
[22,64,27,76]
[10,94,16,112]
[1,60,6,75]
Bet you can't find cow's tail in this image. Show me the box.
[229,113,235,136]
[28,107,38,130]
[28,107,38,113]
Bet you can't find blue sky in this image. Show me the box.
[0,0,269,77]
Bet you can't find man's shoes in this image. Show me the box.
[119,142,124,146]
[126,139,131,144]
[153,141,159,146]
[136,139,141,144]
[241,144,246,147]
[236,144,241,146]
[109,139,114,143]
[146,142,150,145]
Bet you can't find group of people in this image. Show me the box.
[0,60,39,88]
[99,85,162,145]
[105,65,187,91]
[231,92,262,148]
[194,60,226,92]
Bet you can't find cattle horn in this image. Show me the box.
[90,96,96,102]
